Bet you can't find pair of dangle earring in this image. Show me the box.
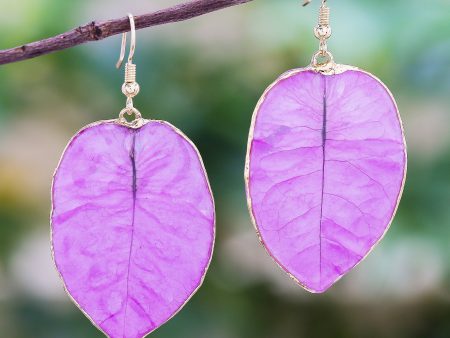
[50,2,407,337]
[51,14,215,338]
[246,0,407,293]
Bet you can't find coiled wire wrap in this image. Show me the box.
[318,5,330,26]
[125,63,137,83]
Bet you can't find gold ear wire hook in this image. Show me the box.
[303,0,327,7]
[305,0,334,71]
[115,13,142,127]
[116,13,136,69]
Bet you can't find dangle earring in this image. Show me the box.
[245,1,406,293]
[51,14,215,338]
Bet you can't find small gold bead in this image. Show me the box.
[122,82,140,98]
[314,26,332,40]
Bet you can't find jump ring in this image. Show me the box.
[118,107,143,128]
[311,50,334,68]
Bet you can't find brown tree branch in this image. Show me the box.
[0,0,254,66]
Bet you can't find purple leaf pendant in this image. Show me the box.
[245,67,407,293]
[51,120,215,337]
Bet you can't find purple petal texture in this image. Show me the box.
[246,68,406,293]
[51,120,215,338]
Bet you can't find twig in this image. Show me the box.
[0,0,254,66]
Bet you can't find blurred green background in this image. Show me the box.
[0,0,449,337]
